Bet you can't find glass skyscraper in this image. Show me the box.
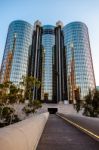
[63,22,96,101]
[41,25,55,100]
[0,20,96,103]
[53,21,67,103]
[0,20,33,85]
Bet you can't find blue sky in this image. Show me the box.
[0,0,99,85]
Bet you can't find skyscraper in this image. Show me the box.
[0,20,96,103]
[0,20,33,85]
[28,20,42,100]
[53,21,67,103]
[29,21,67,102]
[63,22,96,102]
[41,25,55,101]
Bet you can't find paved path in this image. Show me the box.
[59,113,99,137]
[37,115,99,150]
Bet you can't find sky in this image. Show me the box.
[0,0,99,85]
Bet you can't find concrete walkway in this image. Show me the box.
[58,113,99,137]
[37,115,99,150]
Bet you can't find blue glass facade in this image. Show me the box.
[63,22,96,100]
[0,20,33,85]
[41,25,55,100]
[0,20,96,102]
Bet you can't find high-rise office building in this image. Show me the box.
[28,20,42,100]
[41,25,55,101]
[63,22,96,102]
[0,20,96,103]
[53,21,67,103]
[29,21,67,102]
[0,20,33,85]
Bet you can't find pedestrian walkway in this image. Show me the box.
[58,113,99,138]
[37,115,99,150]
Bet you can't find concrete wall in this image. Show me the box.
[37,103,78,115]
[0,112,49,150]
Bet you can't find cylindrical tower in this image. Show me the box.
[41,25,55,101]
[63,21,96,101]
[0,20,33,85]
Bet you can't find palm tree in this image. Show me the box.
[20,76,41,102]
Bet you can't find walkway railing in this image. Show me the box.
[0,112,49,150]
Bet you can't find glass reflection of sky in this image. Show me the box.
[63,22,95,99]
[41,25,55,100]
[2,20,33,85]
